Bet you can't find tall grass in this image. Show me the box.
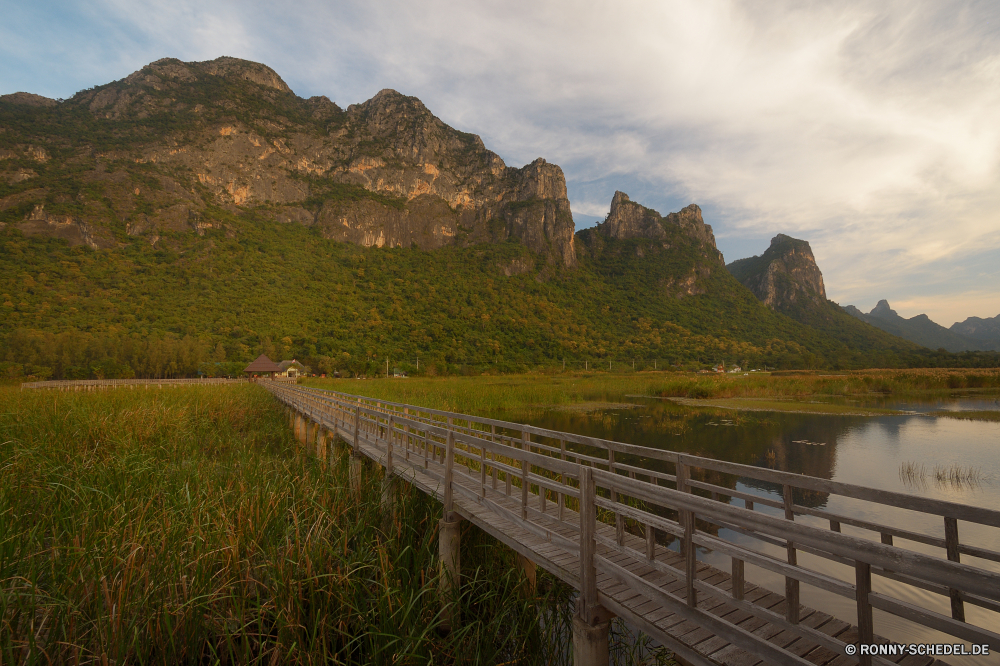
[301,368,1000,416]
[0,385,639,665]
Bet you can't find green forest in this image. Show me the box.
[2,213,995,381]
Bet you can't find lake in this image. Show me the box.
[527,393,1000,663]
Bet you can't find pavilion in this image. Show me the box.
[243,354,283,379]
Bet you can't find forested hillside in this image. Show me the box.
[3,214,988,380]
[2,56,994,380]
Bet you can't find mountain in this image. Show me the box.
[950,314,1000,350]
[0,56,575,267]
[844,301,999,352]
[0,57,991,379]
[726,234,825,310]
[725,235,921,355]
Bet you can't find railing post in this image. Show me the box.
[520,431,529,521]
[382,416,396,530]
[351,404,362,494]
[579,466,597,621]
[944,516,966,621]
[574,465,611,666]
[559,438,567,522]
[732,558,744,601]
[439,429,461,630]
[676,456,698,607]
[676,457,690,558]
[609,450,624,546]
[783,484,800,624]
[855,560,874,666]
[443,430,455,519]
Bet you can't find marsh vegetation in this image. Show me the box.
[1,385,678,664]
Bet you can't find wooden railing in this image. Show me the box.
[267,383,1000,666]
[19,377,297,390]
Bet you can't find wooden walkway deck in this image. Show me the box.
[265,383,1000,666]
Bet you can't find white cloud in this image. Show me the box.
[3,0,999,323]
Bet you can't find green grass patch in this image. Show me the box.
[3,384,680,664]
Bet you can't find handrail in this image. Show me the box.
[267,382,1000,666]
[20,377,295,390]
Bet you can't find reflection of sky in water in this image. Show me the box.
[532,398,1000,664]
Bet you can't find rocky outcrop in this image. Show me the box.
[575,192,724,298]
[727,234,826,311]
[6,57,576,267]
[17,204,110,250]
[597,191,720,255]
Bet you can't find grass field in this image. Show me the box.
[300,368,1000,418]
[2,384,685,665]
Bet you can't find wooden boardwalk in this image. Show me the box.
[266,383,1000,666]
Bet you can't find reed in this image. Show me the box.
[302,367,1000,417]
[1,385,650,665]
[899,460,986,490]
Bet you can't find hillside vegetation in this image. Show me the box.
[6,214,986,380]
[2,57,996,379]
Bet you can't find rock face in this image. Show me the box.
[0,57,577,266]
[727,234,826,311]
[576,192,725,298]
[599,191,721,255]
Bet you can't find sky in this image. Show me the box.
[3,0,999,326]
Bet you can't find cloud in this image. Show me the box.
[2,0,999,323]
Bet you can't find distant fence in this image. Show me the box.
[20,377,297,391]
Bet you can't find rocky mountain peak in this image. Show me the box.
[1,57,578,268]
[726,234,826,311]
[597,192,719,257]
[195,56,292,93]
[870,300,897,318]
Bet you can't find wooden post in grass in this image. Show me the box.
[317,427,328,469]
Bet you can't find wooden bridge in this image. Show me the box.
[264,382,1000,666]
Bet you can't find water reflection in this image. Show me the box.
[521,396,1000,663]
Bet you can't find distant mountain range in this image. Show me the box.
[843,302,1000,352]
[726,236,1000,354]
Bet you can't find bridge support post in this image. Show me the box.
[294,412,305,445]
[572,611,612,666]
[516,553,537,596]
[317,427,328,468]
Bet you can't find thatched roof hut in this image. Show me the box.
[244,354,283,377]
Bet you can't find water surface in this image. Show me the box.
[523,394,1000,662]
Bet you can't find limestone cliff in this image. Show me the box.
[0,57,576,266]
[727,234,826,311]
[576,192,724,299]
[597,191,721,256]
